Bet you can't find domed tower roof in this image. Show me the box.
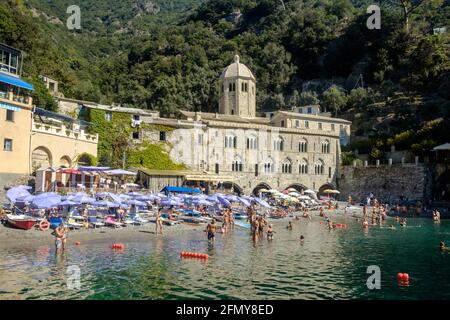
[220,55,256,81]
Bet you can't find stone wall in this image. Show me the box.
[338,164,432,203]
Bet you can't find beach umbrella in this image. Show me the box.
[15,194,35,203]
[226,194,239,202]
[206,195,219,202]
[31,196,61,209]
[304,190,315,194]
[93,200,117,208]
[126,199,146,207]
[322,189,336,194]
[57,200,78,206]
[96,192,111,198]
[238,197,251,207]
[192,199,213,206]
[160,198,181,207]
[288,197,300,203]
[105,169,137,176]
[217,196,231,208]
[6,187,32,203]
[254,197,271,209]
[127,191,143,197]
[72,195,96,204]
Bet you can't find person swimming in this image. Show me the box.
[300,235,305,244]
[439,241,450,251]
[286,222,293,231]
[400,218,407,227]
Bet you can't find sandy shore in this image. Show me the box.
[0,222,202,250]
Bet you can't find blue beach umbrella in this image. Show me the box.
[72,195,96,204]
[238,197,251,207]
[57,200,78,206]
[126,199,146,207]
[217,196,231,208]
[31,196,62,209]
[254,197,271,209]
[160,198,181,207]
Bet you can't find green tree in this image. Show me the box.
[321,85,347,115]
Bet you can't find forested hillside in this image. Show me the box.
[1,0,449,160]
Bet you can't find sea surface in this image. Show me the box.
[0,216,449,300]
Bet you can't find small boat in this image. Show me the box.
[6,214,37,230]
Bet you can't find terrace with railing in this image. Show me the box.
[32,119,99,143]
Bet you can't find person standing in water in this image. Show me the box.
[155,208,163,235]
[267,224,274,240]
[54,223,67,252]
[286,221,293,231]
[252,218,260,242]
[206,219,216,243]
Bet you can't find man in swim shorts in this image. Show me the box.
[206,219,216,242]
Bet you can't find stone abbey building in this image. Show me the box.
[137,55,351,195]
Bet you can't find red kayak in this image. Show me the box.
[6,214,37,230]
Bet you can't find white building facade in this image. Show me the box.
[138,56,352,195]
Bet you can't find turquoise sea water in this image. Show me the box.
[0,217,449,300]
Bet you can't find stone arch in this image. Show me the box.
[318,183,336,195]
[31,146,53,171]
[59,156,72,168]
[221,181,244,195]
[252,182,272,196]
[76,153,96,166]
[286,183,308,193]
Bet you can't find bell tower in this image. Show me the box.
[218,55,256,118]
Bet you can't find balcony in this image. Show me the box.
[32,120,99,143]
[0,89,33,108]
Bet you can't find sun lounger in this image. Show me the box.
[67,218,84,230]
[88,216,105,229]
[104,217,124,228]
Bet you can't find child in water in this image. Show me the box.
[267,224,274,240]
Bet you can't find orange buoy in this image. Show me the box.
[39,220,50,231]
[403,273,409,281]
[397,273,404,280]
[112,243,124,250]
[75,241,81,246]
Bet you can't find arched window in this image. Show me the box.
[299,139,308,153]
[321,140,330,153]
[224,135,237,148]
[246,135,258,150]
[315,160,325,175]
[282,159,292,174]
[263,157,275,173]
[273,136,284,151]
[299,159,308,174]
[232,156,243,172]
